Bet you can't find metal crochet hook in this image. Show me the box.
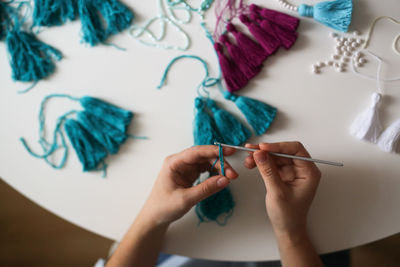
[214,142,344,167]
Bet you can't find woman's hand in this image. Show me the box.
[244,142,321,237]
[140,145,238,226]
[245,142,323,267]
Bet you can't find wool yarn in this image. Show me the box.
[213,4,300,92]
[20,94,141,175]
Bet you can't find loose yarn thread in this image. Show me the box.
[20,94,143,175]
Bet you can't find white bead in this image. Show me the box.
[319,62,326,67]
[345,51,352,57]
[334,62,340,67]
[351,42,358,48]
[344,41,350,46]
[341,46,347,52]
[341,57,350,63]
[335,37,341,43]
[359,58,367,64]
[332,54,340,60]
[327,61,334,66]
[357,39,364,44]
[355,63,361,67]
[347,46,354,52]
[312,68,320,74]
[339,37,345,42]
[353,30,360,36]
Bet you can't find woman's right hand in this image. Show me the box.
[244,142,321,238]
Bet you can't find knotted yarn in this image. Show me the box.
[298,0,353,32]
[20,94,140,176]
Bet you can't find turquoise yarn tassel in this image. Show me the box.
[77,111,127,154]
[298,0,353,32]
[207,99,251,146]
[78,0,134,46]
[224,92,277,136]
[6,29,62,83]
[20,94,139,175]
[32,0,77,27]
[193,97,223,146]
[79,96,133,133]
[195,144,235,225]
[64,119,108,172]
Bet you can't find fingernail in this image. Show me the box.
[254,151,267,163]
[217,177,229,187]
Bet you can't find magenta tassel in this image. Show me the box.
[239,14,280,55]
[214,42,248,92]
[249,4,300,32]
[219,34,262,80]
[253,15,298,50]
[226,23,268,66]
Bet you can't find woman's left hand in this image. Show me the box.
[140,145,238,226]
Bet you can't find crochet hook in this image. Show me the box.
[214,142,344,167]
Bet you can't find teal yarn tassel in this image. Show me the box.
[193,97,223,146]
[32,0,77,27]
[6,29,63,83]
[77,111,127,154]
[195,144,235,225]
[64,119,108,171]
[79,96,133,133]
[20,94,139,175]
[207,99,251,146]
[298,0,353,32]
[224,92,277,136]
[78,0,134,46]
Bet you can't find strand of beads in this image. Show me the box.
[276,0,298,12]
[311,31,368,74]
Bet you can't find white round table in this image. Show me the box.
[1,0,400,261]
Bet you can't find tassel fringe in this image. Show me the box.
[377,119,400,153]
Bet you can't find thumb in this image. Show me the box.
[186,175,230,205]
[253,151,284,191]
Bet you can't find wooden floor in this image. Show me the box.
[1,179,399,267]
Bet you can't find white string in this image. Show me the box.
[350,50,400,95]
[364,16,400,55]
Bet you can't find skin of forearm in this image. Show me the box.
[106,212,169,267]
[275,228,324,267]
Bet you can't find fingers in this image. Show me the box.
[253,150,285,192]
[210,158,239,179]
[185,175,230,204]
[175,145,236,165]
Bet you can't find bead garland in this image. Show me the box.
[311,31,368,74]
[276,0,299,12]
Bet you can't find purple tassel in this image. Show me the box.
[226,23,267,67]
[249,4,300,31]
[252,14,298,50]
[239,14,280,55]
[214,42,248,92]
[219,34,262,80]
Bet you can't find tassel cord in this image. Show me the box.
[350,50,400,95]
[364,16,400,55]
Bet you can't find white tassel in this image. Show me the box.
[350,92,383,143]
[377,119,400,152]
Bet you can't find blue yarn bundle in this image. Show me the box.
[78,0,134,46]
[64,118,108,171]
[32,0,77,27]
[298,0,353,32]
[193,97,223,146]
[207,99,251,146]
[6,29,62,83]
[20,94,137,175]
[224,91,277,136]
